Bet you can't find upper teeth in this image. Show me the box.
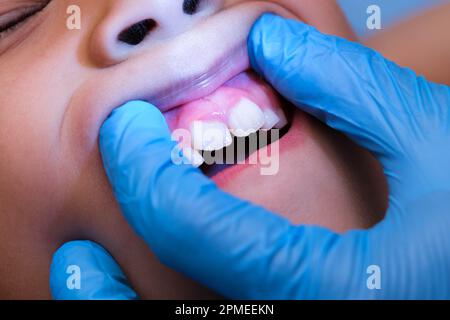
[187,98,286,158]
[190,120,233,151]
[228,98,266,137]
[272,108,288,129]
[262,109,281,130]
[182,147,205,168]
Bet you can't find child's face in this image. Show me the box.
[0,0,384,243]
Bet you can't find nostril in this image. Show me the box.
[118,19,157,46]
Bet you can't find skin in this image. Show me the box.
[364,2,450,85]
[0,0,442,299]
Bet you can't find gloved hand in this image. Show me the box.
[50,14,450,299]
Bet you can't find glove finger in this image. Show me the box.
[50,240,138,300]
[100,101,296,297]
[100,101,375,299]
[248,13,444,164]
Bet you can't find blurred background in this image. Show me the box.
[338,0,449,37]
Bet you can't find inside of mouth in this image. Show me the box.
[165,69,293,172]
[200,100,294,177]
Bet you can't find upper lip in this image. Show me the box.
[64,2,291,145]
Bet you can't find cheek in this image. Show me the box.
[225,0,355,39]
[0,92,61,215]
[224,0,303,19]
[0,51,88,217]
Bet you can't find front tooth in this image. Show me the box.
[182,147,205,167]
[228,98,265,137]
[190,120,232,151]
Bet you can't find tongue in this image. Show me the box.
[163,71,285,133]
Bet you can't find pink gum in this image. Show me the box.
[164,72,283,132]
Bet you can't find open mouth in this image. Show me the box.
[164,70,293,177]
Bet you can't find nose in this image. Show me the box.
[90,0,222,67]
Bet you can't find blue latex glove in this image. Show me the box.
[50,14,450,299]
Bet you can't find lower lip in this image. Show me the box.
[209,107,307,188]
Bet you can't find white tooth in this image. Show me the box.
[190,120,233,151]
[182,147,205,167]
[274,109,288,129]
[228,98,265,137]
[262,109,281,130]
